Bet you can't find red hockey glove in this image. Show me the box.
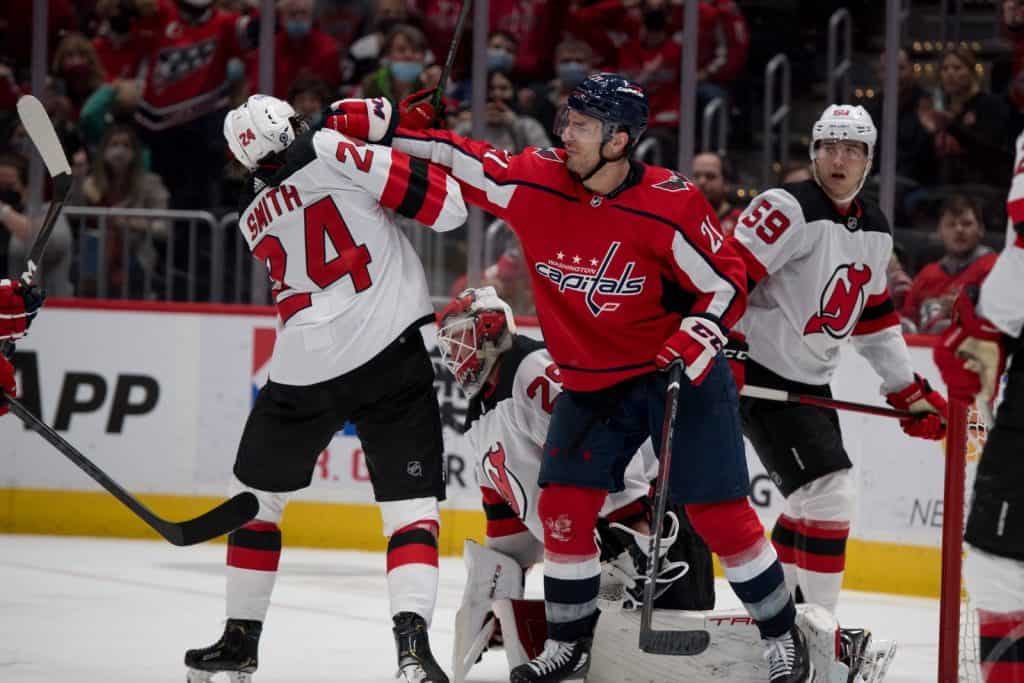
[324,97,396,143]
[655,316,727,386]
[397,88,446,131]
[722,332,748,392]
[0,278,45,341]
[885,374,948,440]
[0,354,14,417]
[934,290,1007,406]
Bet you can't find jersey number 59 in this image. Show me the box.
[740,198,791,244]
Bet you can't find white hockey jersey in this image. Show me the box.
[463,336,655,545]
[981,130,1024,339]
[238,128,467,385]
[731,180,914,391]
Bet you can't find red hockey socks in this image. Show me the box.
[226,521,282,622]
[978,609,1024,682]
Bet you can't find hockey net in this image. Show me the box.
[941,401,989,683]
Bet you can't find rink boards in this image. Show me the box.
[0,300,970,598]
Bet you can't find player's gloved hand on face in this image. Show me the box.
[722,331,748,392]
[885,373,948,440]
[323,97,397,144]
[0,354,15,417]
[655,316,727,386]
[934,289,1008,406]
[397,88,445,130]
[0,279,45,340]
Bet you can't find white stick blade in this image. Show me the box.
[17,95,71,177]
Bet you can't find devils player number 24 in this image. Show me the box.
[740,198,791,244]
[253,196,372,293]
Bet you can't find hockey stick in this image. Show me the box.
[639,363,712,656]
[740,384,914,420]
[429,0,473,125]
[1,96,73,359]
[4,396,258,545]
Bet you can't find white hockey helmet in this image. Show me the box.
[224,94,300,171]
[809,104,877,202]
[437,287,516,398]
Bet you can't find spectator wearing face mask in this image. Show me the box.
[454,70,551,153]
[52,33,108,119]
[79,124,170,298]
[349,0,421,85]
[0,153,73,296]
[360,23,430,105]
[526,38,596,135]
[244,0,343,100]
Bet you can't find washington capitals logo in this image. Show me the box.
[482,442,527,519]
[803,263,872,339]
[534,241,646,317]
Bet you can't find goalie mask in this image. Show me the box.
[224,94,306,171]
[437,287,516,399]
[809,104,877,203]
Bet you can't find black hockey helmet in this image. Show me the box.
[556,72,649,152]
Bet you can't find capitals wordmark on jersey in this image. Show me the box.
[533,241,646,317]
[803,263,873,339]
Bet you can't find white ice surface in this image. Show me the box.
[0,534,942,682]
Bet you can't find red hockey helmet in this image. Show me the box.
[437,287,516,398]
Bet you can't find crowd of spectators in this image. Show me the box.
[0,0,1016,337]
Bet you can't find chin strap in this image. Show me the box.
[811,157,872,204]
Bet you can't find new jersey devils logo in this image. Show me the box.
[482,442,528,520]
[803,263,872,339]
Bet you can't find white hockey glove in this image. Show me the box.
[452,540,525,683]
[597,511,689,612]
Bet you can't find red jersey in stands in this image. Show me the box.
[244,29,342,100]
[136,6,251,130]
[901,251,997,334]
[393,130,747,391]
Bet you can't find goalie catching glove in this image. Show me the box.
[885,373,948,440]
[934,288,1009,407]
[655,316,727,385]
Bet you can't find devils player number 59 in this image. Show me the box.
[253,196,373,296]
[740,198,791,244]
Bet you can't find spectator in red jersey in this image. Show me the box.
[918,47,1012,188]
[52,34,107,120]
[315,0,374,55]
[2,0,77,71]
[93,0,172,82]
[902,195,997,334]
[360,24,430,105]
[243,0,343,100]
[692,152,741,237]
[706,0,749,85]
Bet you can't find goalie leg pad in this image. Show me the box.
[453,541,525,683]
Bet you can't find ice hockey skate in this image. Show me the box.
[185,619,261,683]
[393,612,450,682]
[508,635,594,683]
[763,624,813,683]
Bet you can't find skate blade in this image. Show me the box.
[859,640,897,683]
[186,668,253,683]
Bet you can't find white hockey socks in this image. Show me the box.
[226,521,282,622]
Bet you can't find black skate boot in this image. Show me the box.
[509,611,598,683]
[185,618,261,683]
[840,628,871,682]
[393,612,449,683]
[762,625,813,683]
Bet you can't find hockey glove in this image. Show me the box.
[722,331,748,392]
[0,279,45,341]
[934,289,1008,407]
[0,354,14,417]
[323,97,397,144]
[397,87,447,130]
[885,374,948,440]
[655,316,727,385]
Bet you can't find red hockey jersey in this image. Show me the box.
[901,251,998,335]
[393,130,747,391]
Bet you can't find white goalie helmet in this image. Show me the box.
[224,94,300,171]
[437,287,516,398]
[809,104,877,202]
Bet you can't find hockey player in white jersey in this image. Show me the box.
[183,94,467,683]
[437,287,693,682]
[934,130,1024,683]
[727,105,947,675]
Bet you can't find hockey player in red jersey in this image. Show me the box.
[935,130,1024,683]
[728,104,947,672]
[183,94,466,683]
[0,278,44,417]
[330,73,810,683]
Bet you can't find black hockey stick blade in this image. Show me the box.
[638,363,711,656]
[638,629,711,656]
[4,396,259,545]
[430,0,472,121]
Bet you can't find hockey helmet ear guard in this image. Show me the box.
[437,286,516,398]
[224,94,301,171]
